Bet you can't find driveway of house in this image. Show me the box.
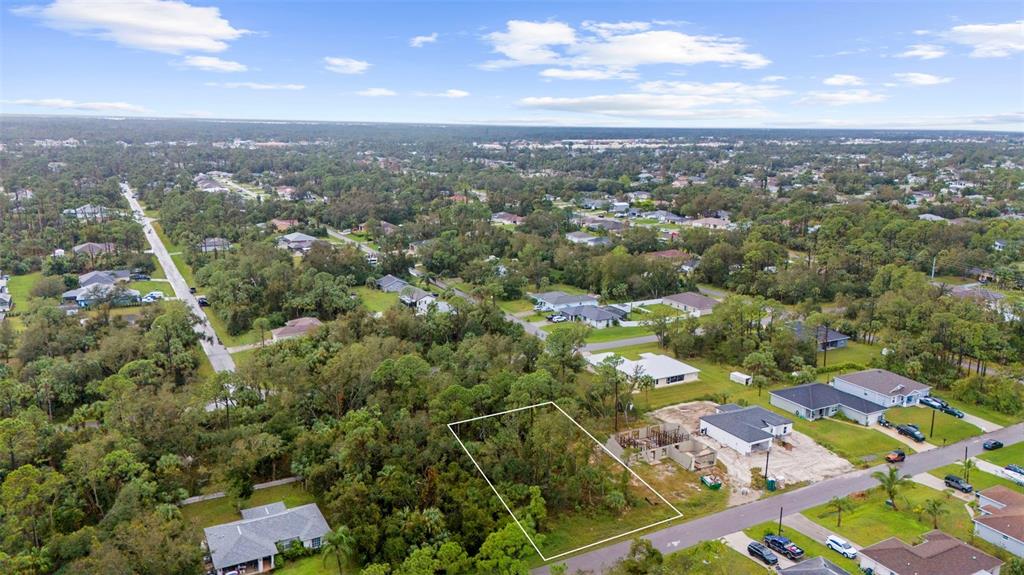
[872,423,937,451]
[782,513,861,549]
[722,531,796,570]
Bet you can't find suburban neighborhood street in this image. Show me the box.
[532,422,1024,574]
[121,183,235,373]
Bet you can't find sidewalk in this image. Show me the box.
[782,513,861,548]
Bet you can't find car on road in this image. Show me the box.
[941,405,964,418]
[885,450,906,463]
[944,474,973,493]
[189,286,197,294]
[547,314,567,322]
[764,534,804,560]
[746,542,778,566]
[920,397,945,409]
[196,296,210,307]
[896,424,926,442]
[825,535,857,559]
[983,440,1003,450]
[1006,464,1024,475]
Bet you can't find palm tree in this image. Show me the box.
[962,458,976,483]
[923,498,948,529]
[827,496,855,527]
[321,525,354,575]
[871,466,912,511]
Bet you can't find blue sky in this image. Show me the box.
[2,1,1022,130]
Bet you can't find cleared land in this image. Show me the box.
[181,482,315,528]
[354,286,399,313]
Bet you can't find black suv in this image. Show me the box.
[764,534,804,560]
[896,424,926,442]
[944,474,973,493]
[941,405,964,418]
[747,542,778,566]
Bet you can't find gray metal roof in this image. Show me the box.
[533,291,597,306]
[770,382,887,414]
[562,305,619,322]
[700,406,791,443]
[204,503,330,570]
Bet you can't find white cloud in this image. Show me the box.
[761,75,786,82]
[323,56,370,74]
[482,19,769,75]
[409,32,438,48]
[207,82,304,90]
[896,44,946,60]
[2,98,148,113]
[944,20,1024,57]
[540,68,637,80]
[823,74,864,86]
[636,80,791,102]
[180,55,247,72]
[12,0,248,54]
[357,88,397,97]
[437,89,470,98]
[800,89,887,106]
[893,72,952,86]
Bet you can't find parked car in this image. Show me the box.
[896,424,926,442]
[878,415,892,428]
[129,273,151,281]
[764,534,804,560]
[548,314,568,323]
[885,450,906,463]
[920,397,945,409]
[189,286,197,294]
[944,474,973,493]
[983,440,1003,450]
[746,542,778,566]
[1006,464,1024,474]
[196,296,210,307]
[826,535,858,559]
[941,405,964,418]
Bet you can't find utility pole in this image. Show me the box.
[931,256,937,279]
[614,375,619,432]
[778,506,784,535]
[764,448,771,486]
[930,409,936,437]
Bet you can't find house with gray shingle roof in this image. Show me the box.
[832,369,931,408]
[779,557,851,575]
[770,382,887,425]
[698,404,792,455]
[204,502,330,575]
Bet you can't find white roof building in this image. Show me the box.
[587,352,700,388]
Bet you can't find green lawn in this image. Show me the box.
[929,464,1024,493]
[545,283,589,295]
[149,256,167,279]
[204,308,262,347]
[932,275,974,286]
[544,323,653,343]
[662,540,769,574]
[744,521,860,574]
[804,482,974,546]
[885,406,982,445]
[354,286,400,313]
[7,271,42,303]
[636,303,685,316]
[498,298,535,314]
[979,442,1024,468]
[170,253,195,286]
[793,418,911,467]
[599,342,666,360]
[930,394,1021,427]
[817,342,882,369]
[129,280,171,297]
[274,555,342,575]
[231,347,258,367]
[151,221,181,253]
[181,483,316,529]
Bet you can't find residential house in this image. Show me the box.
[779,557,851,575]
[560,305,626,328]
[918,213,948,222]
[78,269,131,288]
[271,317,323,342]
[587,352,701,388]
[791,321,850,351]
[378,221,400,236]
[198,237,231,253]
[974,486,1024,557]
[62,283,140,308]
[204,502,331,575]
[72,242,117,258]
[688,217,733,230]
[642,209,688,224]
[698,404,792,455]
[662,292,718,317]
[609,201,630,214]
[994,239,1008,252]
[491,212,525,226]
[770,382,887,426]
[950,285,1007,312]
[0,293,11,313]
[269,218,299,232]
[275,185,301,200]
[375,274,409,293]
[832,369,931,408]
[579,197,609,210]
[565,231,610,247]
[584,217,626,233]
[63,204,116,221]
[858,530,1002,575]
[532,291,599,312]
[399,285,433,307]
[276,232,318,253]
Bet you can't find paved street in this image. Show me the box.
[532,422,1024,574]
[121,183,235,373]
[584,334,658,352]
[326,227,380,256]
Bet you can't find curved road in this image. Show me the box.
[120,183,235,373]
[533,422,1024,574]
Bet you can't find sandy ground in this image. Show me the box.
[652,401,854,505]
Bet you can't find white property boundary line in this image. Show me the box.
[447,401,683,562]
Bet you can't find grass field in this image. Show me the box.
[149,255,167,279]
[128,280,171,297]
[929,464,1024,493]
[151,221,181,253]
[204,308,262,347]
[7,271,42,303]
[231,347,258,367]
[600,341,666,360]
[637,303,685,316]
[170,253,195,286]
[979,442,1024,468]
[181,482,316,528]
[804,482,974,546]
[275,555,342,575]
[545,323,653,343]
[744,521,860,574]
[885,406,982,445]
[354,286,399,313]
[817,342,882,368]
[930,394,1021,427]
[498,298,535,313]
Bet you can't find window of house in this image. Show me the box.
[311,537,321,549]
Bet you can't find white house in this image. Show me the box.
[770,383,887,426]
[832,369,931,408]
[587,352,700,388]
[974,486,1024,558]
[560,305,625,328]
[662,292,718,316]
[565,231,611,247]
[532,291,599,312]
[277,232,318,253]
[204,502,331,575]
[698,404,792,455]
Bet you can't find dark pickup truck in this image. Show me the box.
[896,424,926,442]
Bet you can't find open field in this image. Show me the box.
[929,464,1024,493]
[128,280,171,296]
[7,271,42,303]
[546,323,653,343]
[599,341,664,360]
[354,286,399,312]
[181,482,316,528]
[744,521,860,574]
[817,342,882,368]
[930,394,1021,427]
[498,298,535,313]
[885,406,982,445]
[804,482,974,546]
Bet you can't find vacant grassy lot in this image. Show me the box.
[169,253,195,286]
[744,521,860,574]
[498,298,535,313]
[600,341,665,360]
[129,280,171,297]
[354,286,399,313]
[181,482,315,529]
[637,303,685,316]
[816,342,882,369]
[7,271,43,303]
[929,464,1024,493]
[930,394,1021,427]
[979,442,1024,468]
[804,482,973,546]
[204,308,262,348]
[885,406,982,445]
[545,323,653,343]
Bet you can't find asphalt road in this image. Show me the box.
[120,183,235,373]
[532,422,1024,574]
[326,227,380,256]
